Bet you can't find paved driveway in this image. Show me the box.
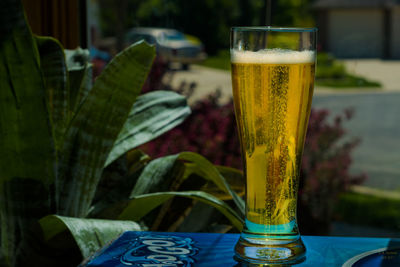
[312,92,400,191]
[165,65,233,105]
[342,59,400,91]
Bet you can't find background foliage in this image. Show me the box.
[98,0,316,54]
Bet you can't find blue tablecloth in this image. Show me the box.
[83,231,400,266]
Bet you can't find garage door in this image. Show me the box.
[328,9,383,58]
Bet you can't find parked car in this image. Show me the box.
[125,27,207,69]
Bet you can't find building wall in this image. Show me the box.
[392,7,400,59]
[328,9,383,58]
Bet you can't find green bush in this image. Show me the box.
[200,50,231,70]
[316,53,381,88]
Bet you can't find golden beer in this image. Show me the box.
[231,50,315,235]
[231,27,317,264]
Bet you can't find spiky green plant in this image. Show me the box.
[0,0,244,266]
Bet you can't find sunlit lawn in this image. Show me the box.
[200,50,231,71]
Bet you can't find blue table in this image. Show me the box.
[83,231,400,266]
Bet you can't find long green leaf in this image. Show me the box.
[64,48,92,113]
[39,215,141,259]
[0,253,5,267]
[119,191,243,231]
[126,149,151,174]
[35,36,69,149]
[130,152,245,216]
[88,150,151,219]
[203,165,245,200]
[105,90,191,167]
[56,41,155,217]
[177,152,245,215]
[1,178,51,267]
[0,0,55,190]
[0,0,55,263]
[130,154,179,196]
[181,164,245,200]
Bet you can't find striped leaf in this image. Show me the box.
[64,48,92,113]
[35,36,69,149]
[119,191,243,231]
[56,41,155,217]
[0,0,56,264]
[88,150,151,219]
[1,178,51,267]
[39,215,141,259]
[177,152,245,215]
[203,166,245,200]
[130,154,180,196]
[105,90,191,167]
[130,152,245,216]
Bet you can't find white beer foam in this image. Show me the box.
[231,49,315,64]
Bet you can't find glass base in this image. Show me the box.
[234,233,306,265]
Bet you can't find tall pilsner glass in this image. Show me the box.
[231,27,317,264]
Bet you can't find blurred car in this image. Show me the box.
[125,27,207,69]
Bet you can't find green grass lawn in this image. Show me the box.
[200,50,231,71]
[335,191,400,230]
[199,50,382,88]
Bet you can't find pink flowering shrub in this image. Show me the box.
[141,92,242,168]
[298,108,366,234]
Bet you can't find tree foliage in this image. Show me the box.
[98,0,316,54]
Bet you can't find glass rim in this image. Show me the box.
[231,26,317,33]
